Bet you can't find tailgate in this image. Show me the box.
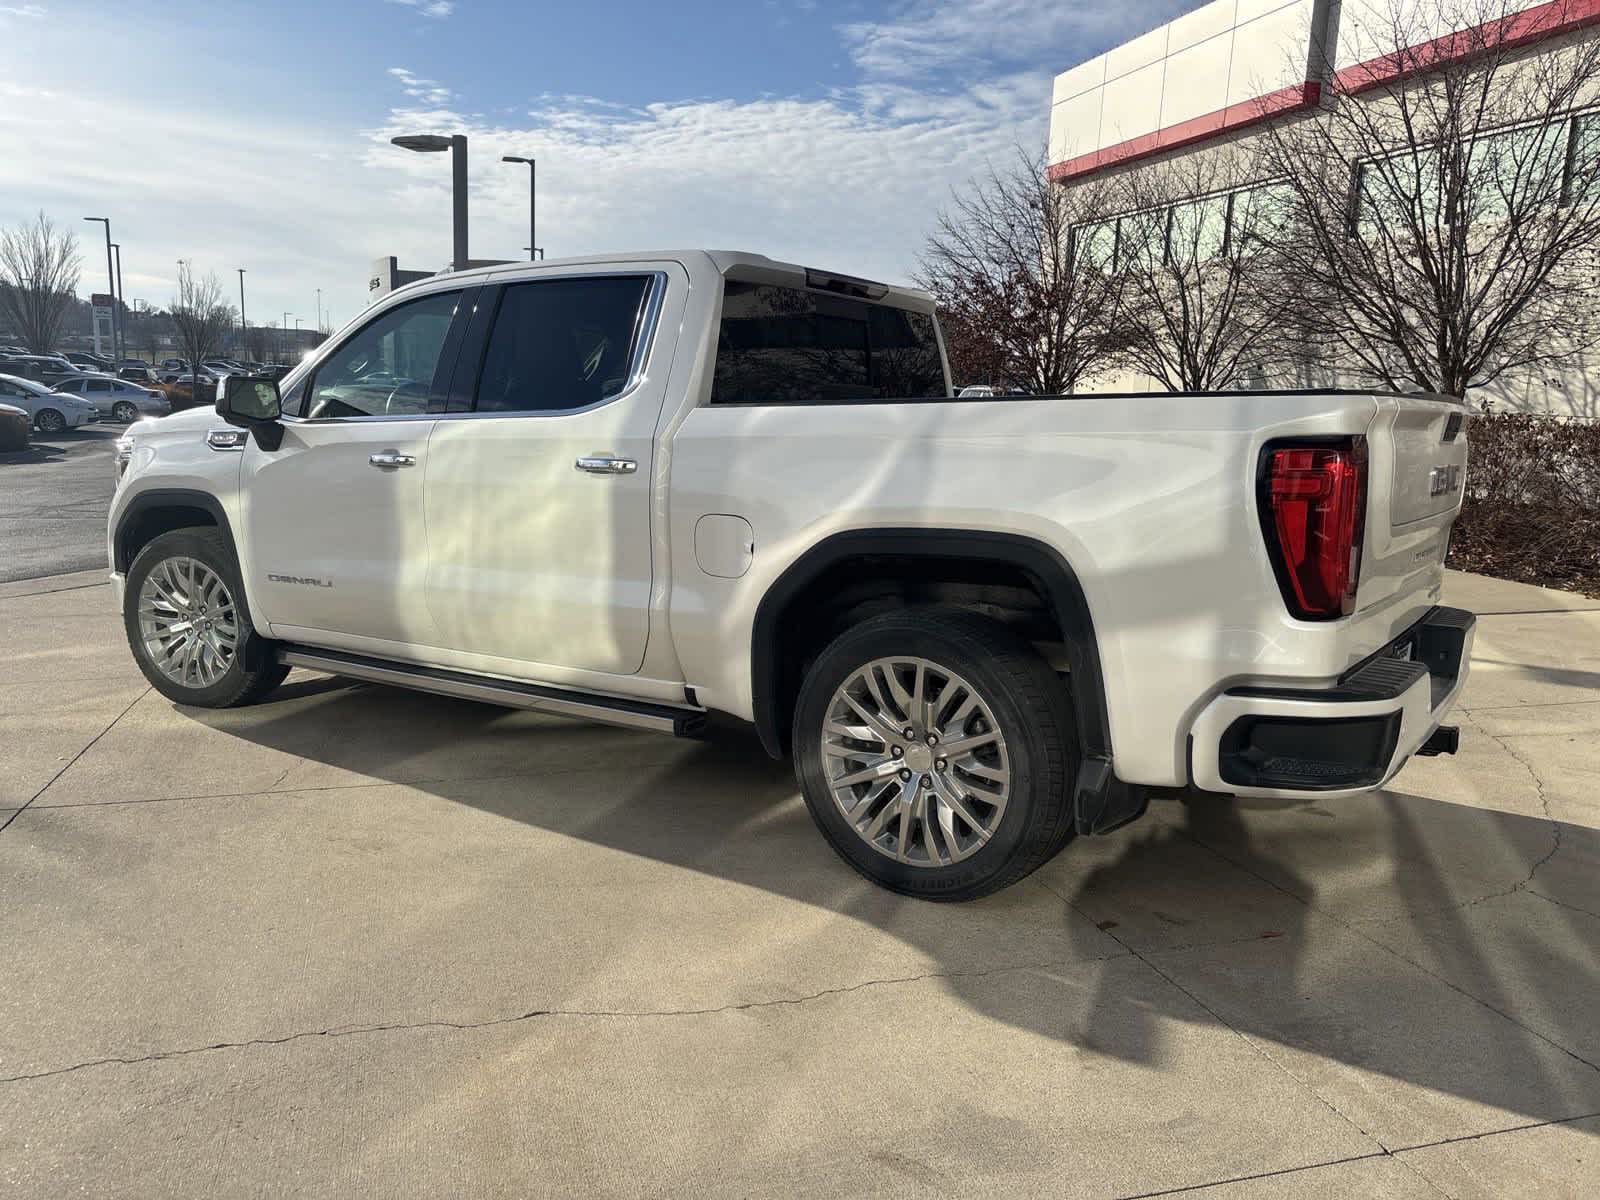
[1388,396,1469,526]
[1358,394,1469,614]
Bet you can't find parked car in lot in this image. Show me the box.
[107,249,1474,899]
[51,374,171,422]
[159,357,190,373]
[119,364,159,384]
[0,401,30,451]
[1,354,86,387]
[63,351,114,372]
[156,373,217,410]
[0,372,96,432]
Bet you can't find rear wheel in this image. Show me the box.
[124,528,288,707]
[113,401,139,423]
[35,408,66,434]
[793,607,1078,900]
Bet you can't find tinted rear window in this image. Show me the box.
[710,283,945,405]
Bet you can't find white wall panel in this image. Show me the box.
[1169,0,1240,54]
[1049,90,1105,163]
[1227,3,1318,105]
[1100,59,1168,145]
[1161,34,1237,126]
[1052,57,1107,106]
[1105,25,1171,80]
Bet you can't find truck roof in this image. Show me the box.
[406,249,935,312]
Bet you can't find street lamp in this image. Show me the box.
[237,268,247,353]
[392,133,468,270]
[502,155,537,262]
[82,217,117,361]
[522,246,545,261]
[109,242,125,363]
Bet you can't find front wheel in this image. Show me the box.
[35,408,66,434]
[124,528,288,707]
[793,608,1079,901]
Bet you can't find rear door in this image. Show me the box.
[1360,394,1469,611]
[422,264,682,676]
[238,285,473,649]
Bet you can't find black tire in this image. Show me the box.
[35,408,66,434]
[124,527,288,707]
[113,401,139,423]
[793,607,1078,901]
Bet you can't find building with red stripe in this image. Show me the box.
[1046,0,1600,411]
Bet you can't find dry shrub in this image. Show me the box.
[1447,411,1600,596]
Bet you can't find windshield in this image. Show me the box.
[0,374,50,396]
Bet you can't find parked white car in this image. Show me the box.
[52,374,171,423]
[0,372,96,433]
[107,249,1473,900]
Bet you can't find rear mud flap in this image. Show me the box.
[1073,757,1150,835]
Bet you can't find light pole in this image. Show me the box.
[522,246,545,260]
[502,155,536,262]
[392,133,468,270]
[237,269,247,357]
[83,217,117,361]
[316,287,322,333]
[109,242,125,363]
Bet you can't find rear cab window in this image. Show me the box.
[709,281,947,405]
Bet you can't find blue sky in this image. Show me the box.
[0,0,1188,333]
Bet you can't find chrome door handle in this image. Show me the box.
[369,451,416,469]
[575,456,637,475]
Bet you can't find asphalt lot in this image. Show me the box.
[0,568,1597,1197]
[0,425,120,581]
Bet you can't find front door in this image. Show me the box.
[423,265,682,677]
[237,286,468,650]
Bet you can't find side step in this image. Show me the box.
[277,645,708,737]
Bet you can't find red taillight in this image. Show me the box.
[1261,439,1367,620]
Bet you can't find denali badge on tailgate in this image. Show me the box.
[1428,464,1461,497]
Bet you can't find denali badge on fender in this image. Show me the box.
[1428,464,1461,497]
[268,574,334,588]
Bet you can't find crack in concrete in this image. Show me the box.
[0,951,1132,1087]
[1114,1109,1600,1199]
[0,686,150,837]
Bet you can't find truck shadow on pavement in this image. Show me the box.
[204,675,1600,1130]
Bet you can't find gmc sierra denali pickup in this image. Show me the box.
[108,249,1474,900]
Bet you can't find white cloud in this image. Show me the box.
[385,0,454,17]
[0,4,47,17]
[387,67,455,106]
[840,0,1184,79]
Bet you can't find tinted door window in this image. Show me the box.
[305,290,462,419]
[473,275,653,413]
[709,283,945,405]
[86,379,112,393]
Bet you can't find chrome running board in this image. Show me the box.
[277,645,707,737]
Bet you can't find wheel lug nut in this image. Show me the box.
[936,758,947,771]
[903,727,915,739]
[926,734,938,746]
[899,769,912,782]
[891,746,903,758]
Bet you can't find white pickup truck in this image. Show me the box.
[107,250,1474,899]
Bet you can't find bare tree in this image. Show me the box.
[1255,0,1600,397]
[1106,151,1290,391]
[0,212,81,354]
[169,265,235,370]
[919,147,1127,393]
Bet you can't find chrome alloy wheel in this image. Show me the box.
[821,657,1011,867]
[136,556,239,688]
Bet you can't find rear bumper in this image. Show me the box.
[1189,606,1475,799]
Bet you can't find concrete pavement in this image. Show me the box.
[0,426,120,581]
[0,569,1596,1197]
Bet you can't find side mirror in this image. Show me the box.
[216,374,283,450]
